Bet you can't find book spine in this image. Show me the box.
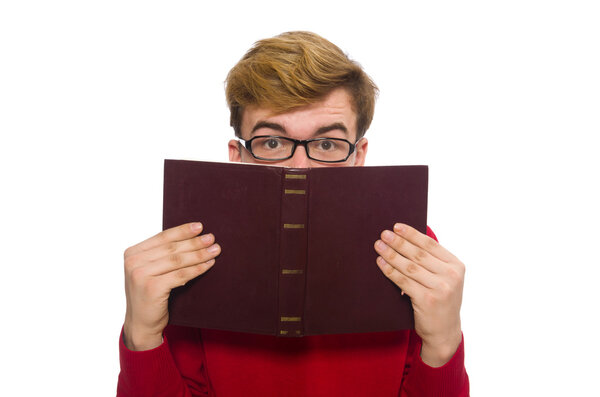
[276,170,309,337]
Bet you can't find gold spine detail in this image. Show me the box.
[283,224,305,229]
[284,189,306,195]
[281,316,302,322]
[282,269,304,275]
[280,330,289,335]
[285,174,307,180]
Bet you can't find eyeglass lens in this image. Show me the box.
[250,136,351,161]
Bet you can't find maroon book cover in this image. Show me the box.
[163,160,428,337]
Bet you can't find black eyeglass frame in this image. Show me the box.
[239,135,357,163]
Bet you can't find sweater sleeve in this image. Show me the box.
[398,226,469,396]
[399,330,469,397]
[116,325,211,397]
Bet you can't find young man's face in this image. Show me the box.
[228,88,368,168]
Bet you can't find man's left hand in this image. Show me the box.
[374,223,465,367]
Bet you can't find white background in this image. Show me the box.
[1,1,599,395]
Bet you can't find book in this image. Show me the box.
[163,160,428,337]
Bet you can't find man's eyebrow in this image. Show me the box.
[250,121,348,137]
[314,122,348,136]
[251,121,287,136]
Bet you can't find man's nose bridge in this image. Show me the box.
[290,144,310,167]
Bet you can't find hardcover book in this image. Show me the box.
[163,160,428,337]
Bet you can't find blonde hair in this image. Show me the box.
[225,31,378,139]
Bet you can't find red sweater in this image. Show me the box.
[117,228,469,396]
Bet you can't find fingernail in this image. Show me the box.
[207,244,220,253]
[200,234,214,244]
[382,230,394,242]
[375,240,386,249]
[394,223,405,233]
[191,222,203,232]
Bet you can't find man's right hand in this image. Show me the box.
[122,222,220,351]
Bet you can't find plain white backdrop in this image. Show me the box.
[1,1,599,395]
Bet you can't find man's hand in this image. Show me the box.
[374,223,464,367]
[123,222,221,351]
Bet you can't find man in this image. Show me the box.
[118,31,469,396]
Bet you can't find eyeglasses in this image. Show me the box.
[239,135,356,163]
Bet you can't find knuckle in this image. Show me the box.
[383,265,395,278]
[424,237,438,251]
[168,253,183,267]
[457,261,466,276]
[405,227,417,240]
[174,268,193,285]
[414,248,427,262]
[395,237,406,250]
[384,249,399,264]
[424,291,439,306]
[406,262,419,274]
[393,274,408,287]
[174,268,187,281]
[447,264,465,283]
[156,229,170,244]
[194,249,208,262]
[195,262,211,276]
[191,236,204,250]
[129,266,147,285]
[123,247,134,259]
[437,281,452,297]
[124,255,137,272]
[166,241,178,254]
[447,267,460,281]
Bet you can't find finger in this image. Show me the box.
[145,243,221,276]
[376,256,425,299]
[379,230,445,274]
[137,233,216,263]
[161,259,217,289]
[374,240,438,289]
[125,222,204,257]
[393,223,458,264]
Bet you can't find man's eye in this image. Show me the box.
[264,138,282,149]
[317,140,336,151]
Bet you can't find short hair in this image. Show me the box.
[225,31,378,140]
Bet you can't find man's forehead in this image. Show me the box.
[241,88,358,138]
